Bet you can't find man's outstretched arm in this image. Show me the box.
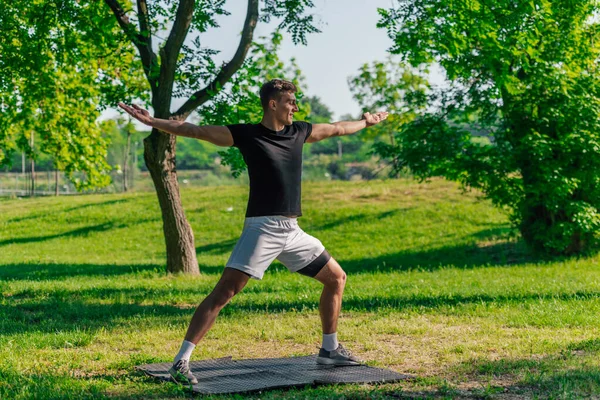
[306,111,389,143]
[118,103,233,147]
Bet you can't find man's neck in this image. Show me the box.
[260,115,285,132]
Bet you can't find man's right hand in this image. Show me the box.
[118,102,233,146]
[118,103,155,126]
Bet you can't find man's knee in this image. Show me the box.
[315,258,347,289]
[210,269,249,307]
[332,270,346,289]
[210,285,238,307]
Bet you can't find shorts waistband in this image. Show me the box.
[245,215,297,220]
[244,215,298,228]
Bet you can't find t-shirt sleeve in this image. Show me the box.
[226,124,245,148]
[299,121,313,142]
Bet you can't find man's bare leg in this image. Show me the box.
[169,267,250,384]
[185,267,250,344]
[313,257,361,365]
[314,257,346,335]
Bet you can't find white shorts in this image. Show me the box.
[226,216,330,280]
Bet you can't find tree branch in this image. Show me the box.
[136,0,159,89]
[174,0,260,119]
[104,0,134,34]
[104,0,158,90]
[163,0,195,62]
[137,0,151,40]
[154,0,196,112]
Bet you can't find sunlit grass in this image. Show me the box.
[1,179,599,398]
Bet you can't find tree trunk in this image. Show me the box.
[30,158,35,197]
[144,126,199,275]
[22,152,26,195]
[123,124,131,192]
[30,132,35,197]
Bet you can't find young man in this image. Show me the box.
[119,79,388,385]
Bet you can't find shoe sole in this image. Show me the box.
[316,356,361,366]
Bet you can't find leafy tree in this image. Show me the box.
[101,120,126,169]
[304,95,344,157]
[305,96,333,123]
[378,1,600,254]
[348,58,428,175]
[0,2,144,190]
[176,137,219,170]
[100,118,141,191]
[308,128,367,160]
[302,97,375,162]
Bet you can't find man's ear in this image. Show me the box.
[269,99,276,111]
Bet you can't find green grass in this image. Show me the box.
[1,178,600,399]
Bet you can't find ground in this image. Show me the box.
[1,179,599,399]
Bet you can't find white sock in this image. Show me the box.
[322,332,339,351]
[174,340,196,363]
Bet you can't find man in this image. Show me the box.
[119,79,388,385]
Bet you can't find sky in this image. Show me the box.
[105,0,445,122]
[213,0,398,119]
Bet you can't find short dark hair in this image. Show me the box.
[260,79,297,110]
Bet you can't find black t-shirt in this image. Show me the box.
[227,121,313,217]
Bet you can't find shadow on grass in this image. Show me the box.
[4,284,599,336]
[0,262,229,281]
[7,199,132,224]
[339,219,562,273]
[0,263,165,281]
[0,223,119,246]
[0,224,545,282]
[196,238,238,256]
[0,218,156,247]
[307,208,410,231]
[0,299,193,336]
[340,239,546,274]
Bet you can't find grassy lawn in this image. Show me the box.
[1,178,599,399]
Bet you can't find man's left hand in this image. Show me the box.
[362,111,389,127]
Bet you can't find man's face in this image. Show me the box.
[272,92,299,125]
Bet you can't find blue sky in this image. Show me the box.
[107,0,445,122]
